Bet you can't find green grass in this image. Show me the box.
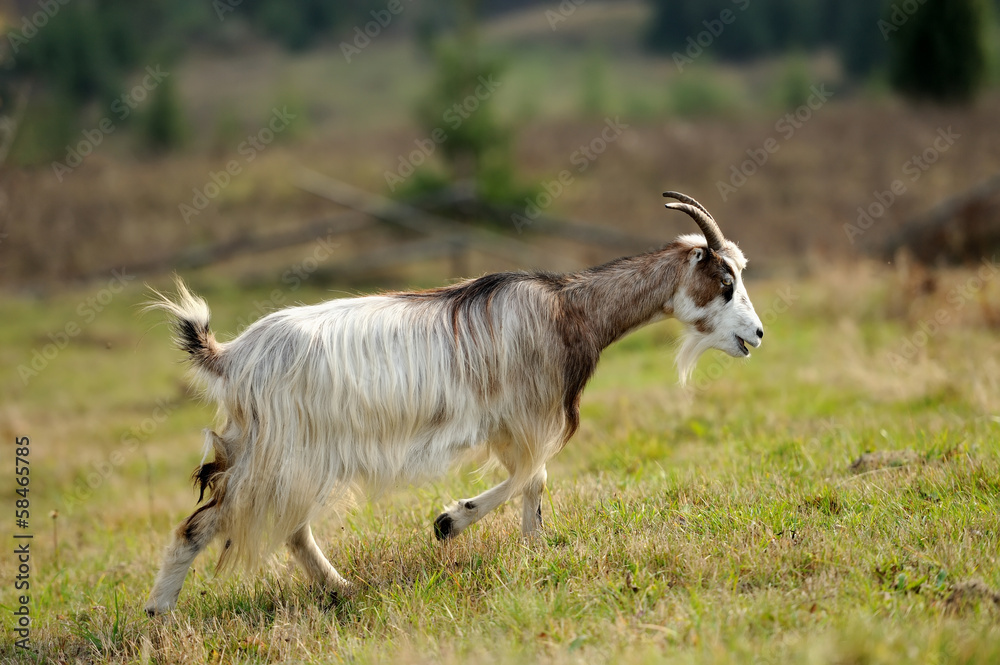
[2,268,1000,664]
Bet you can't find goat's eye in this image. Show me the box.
[722,275,733,287]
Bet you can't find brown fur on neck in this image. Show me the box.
[549,238,722,439]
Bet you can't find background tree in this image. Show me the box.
[140,75,188,153]
[888,0,990,103]
[406,0,535,210]
[643,0,891,79]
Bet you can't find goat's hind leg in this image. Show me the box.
[145,499,222,615]
[287,523,353,596]
[520,466,547,537]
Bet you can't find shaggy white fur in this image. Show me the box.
[143,193,762,615]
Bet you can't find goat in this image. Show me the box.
[143,191,763,614]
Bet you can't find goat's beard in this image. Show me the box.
[674,331,716,386]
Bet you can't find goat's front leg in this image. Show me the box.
[433,478,516,540]
[520,466,547,537]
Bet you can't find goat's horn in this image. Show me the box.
[663,191,715,221]
[662,191,725,251]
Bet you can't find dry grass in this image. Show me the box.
[5,33,1000,288]
[4,15,1000,661]
[1,259,999,663]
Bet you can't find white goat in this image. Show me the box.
[144,191,763,614]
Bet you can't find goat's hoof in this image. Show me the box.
[322,590,344,612]
[433,512,456,541]
[144,602,172,617]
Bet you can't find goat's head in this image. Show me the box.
[662,191,763,383]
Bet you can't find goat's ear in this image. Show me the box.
[690,247,706,264]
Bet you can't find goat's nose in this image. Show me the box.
[756,328,764,339]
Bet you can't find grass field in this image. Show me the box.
[1,260,999,664]
[5,1,1000,661]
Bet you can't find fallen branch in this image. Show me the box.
[880,172,1000,263]
[293,166,552,268]
[81,214,371,282]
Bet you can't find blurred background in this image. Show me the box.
[1,0,1000,291]
[4,6,1000,657]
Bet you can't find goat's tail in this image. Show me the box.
[145,277,225,381]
